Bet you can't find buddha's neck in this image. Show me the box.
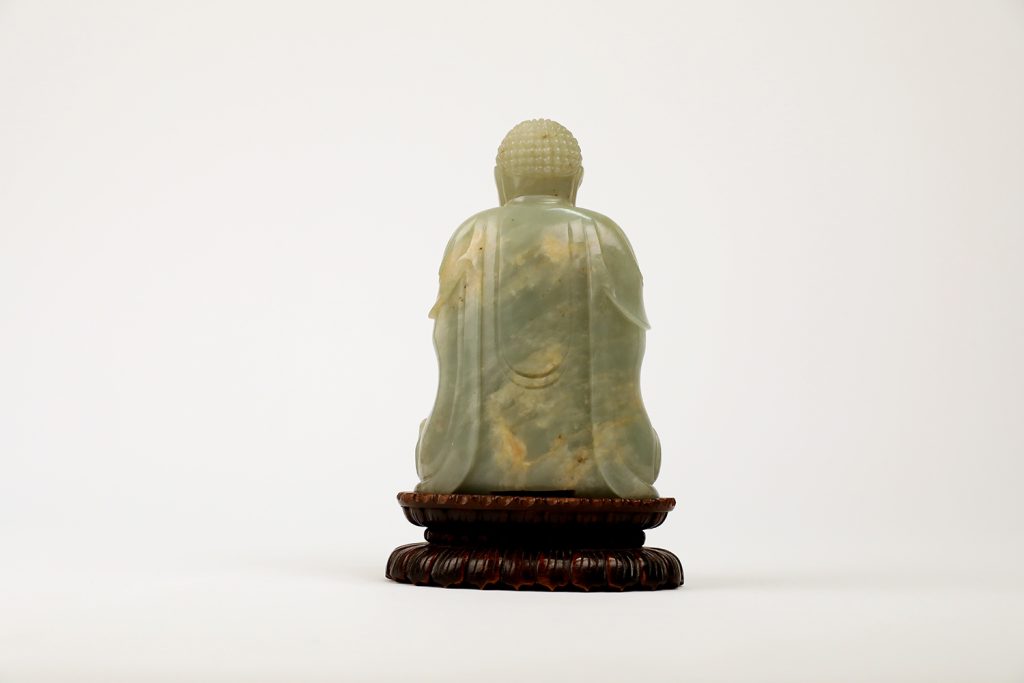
[507,194,573,206]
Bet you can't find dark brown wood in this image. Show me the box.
[386,492,683,591]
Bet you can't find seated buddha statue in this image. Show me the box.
[415,118,661,499]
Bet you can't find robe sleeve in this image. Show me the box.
[428,215,480,319]
[416,213,488,492]
[590,213,651,330]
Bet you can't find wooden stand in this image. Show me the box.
[386,492,683,591]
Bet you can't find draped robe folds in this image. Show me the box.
[415,195,661,498]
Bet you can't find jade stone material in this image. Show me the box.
[415,119,660,498]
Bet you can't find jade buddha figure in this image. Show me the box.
[415,119,660,498]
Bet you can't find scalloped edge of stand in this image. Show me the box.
[386,543,683,591]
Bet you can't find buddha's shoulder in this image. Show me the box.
[456,205,626,235]
[570,207,632,241]
[501,203,623,227]
[446,209,497,242]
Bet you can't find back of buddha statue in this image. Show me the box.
[415,120,660,499]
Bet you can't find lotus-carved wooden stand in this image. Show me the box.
[386,492,683,591]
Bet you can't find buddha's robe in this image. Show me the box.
[415,195,660,498]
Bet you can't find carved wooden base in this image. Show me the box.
[388,543,681,591]
[386,492,683,591]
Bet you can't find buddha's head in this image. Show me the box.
[495,119,583,206]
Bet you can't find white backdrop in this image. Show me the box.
[2,1,1023,681]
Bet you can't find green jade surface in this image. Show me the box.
[415,119,661,498]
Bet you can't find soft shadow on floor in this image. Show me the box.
[685,568,1020,593]
[251,555,1022,594]
[243,551,391,584]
